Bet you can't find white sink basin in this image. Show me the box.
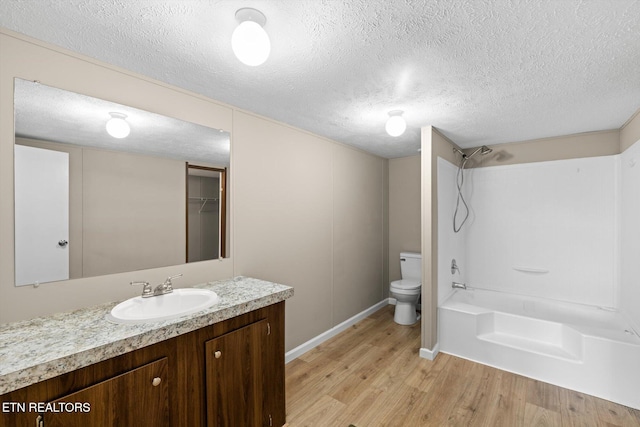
[106,288,219,324]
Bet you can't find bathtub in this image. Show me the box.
[438,288,640,410]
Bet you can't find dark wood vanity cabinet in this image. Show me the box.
[206,319,267,427]
[0,301,286,427]
[45,358,169,427]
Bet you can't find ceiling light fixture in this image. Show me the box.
[385,110,406,137]
[106,112,130,139]
[231,8,271,66]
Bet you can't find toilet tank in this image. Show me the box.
[400,252,422,281]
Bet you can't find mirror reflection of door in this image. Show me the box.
[187,165,226,262]
[14,145,69,286]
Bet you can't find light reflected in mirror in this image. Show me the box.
[13,78,230,287]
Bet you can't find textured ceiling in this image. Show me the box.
[1,0,639,158]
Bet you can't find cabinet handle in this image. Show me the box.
[152,377,162,386]
[214,350,222,359]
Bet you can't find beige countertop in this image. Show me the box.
[0,276,293,395]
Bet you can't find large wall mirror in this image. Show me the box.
[13,78,230,287]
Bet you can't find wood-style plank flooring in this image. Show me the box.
[285,306,640,426]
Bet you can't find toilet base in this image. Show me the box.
[393,301,419,325]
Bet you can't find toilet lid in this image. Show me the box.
[391,279,421,291]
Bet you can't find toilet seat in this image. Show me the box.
[390,279,421,295]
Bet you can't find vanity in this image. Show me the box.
[0,277,293,427]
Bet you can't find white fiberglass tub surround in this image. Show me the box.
[438,288,640,409]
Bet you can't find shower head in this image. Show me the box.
[465,145,493,159]
[480,145,493,155]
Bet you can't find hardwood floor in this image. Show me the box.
[285,306,640,426]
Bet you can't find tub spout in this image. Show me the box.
[452,281,467,290]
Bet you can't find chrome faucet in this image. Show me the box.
[452,281,467,290]
[130,274,182,298]
[152,274,183,296]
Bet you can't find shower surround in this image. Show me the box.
[436,140,640,409]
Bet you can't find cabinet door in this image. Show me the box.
[44,357,168,427]
[205,319,267,427]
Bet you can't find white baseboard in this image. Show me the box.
[285,299,391,364]
[419,343,440,360]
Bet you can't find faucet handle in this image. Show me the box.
[131,281,152,297]
[451,259,460,274]
[162,274,182,291]
[164,273,182,285]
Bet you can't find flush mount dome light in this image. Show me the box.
[231,8,271,66]
[106,112,130,139]
[385,110,406,137]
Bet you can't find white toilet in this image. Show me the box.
[390,252,422,325]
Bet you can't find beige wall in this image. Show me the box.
[1,29,388,354]
[232,111,334,348]
[388,155,421,287]
[420,127,460,351]
[82,149,185,276]
[332,144,386,324]
[232,111,387,350]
